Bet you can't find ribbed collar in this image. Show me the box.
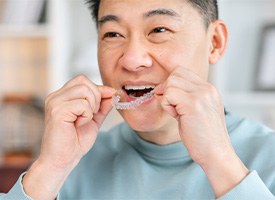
[120,110,235,161]
[121,124,190,160]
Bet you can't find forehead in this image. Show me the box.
[98,0,197,22]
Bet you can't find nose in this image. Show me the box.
[118,39,153,72]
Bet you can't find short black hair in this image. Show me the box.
[188,0,218,26]
[85,0,218,27]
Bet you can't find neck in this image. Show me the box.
[137,119,181,145]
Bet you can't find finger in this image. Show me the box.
[49,75,94,100]
[60,83,115,113]
[47,76,101,111]
[154,82,166,96]
[171,66,205,85]
[98,85,116,99]
[155,68,205,96]
[166,75,198,93]
[55,85,99,113]
[75,102,112,154]
[93,98,114,127]
[64,76,102,113]
[157,94,178,118]
[159,88,193,117]
[49,99,93,129]
[62,75,93,90]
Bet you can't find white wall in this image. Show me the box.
[214,0,275,92]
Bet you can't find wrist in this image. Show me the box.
[23,158,73,200]
[200,151,249,198]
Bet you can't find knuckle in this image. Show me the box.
[172,66,183,74]
[80,99,89,107]
[203,84,219,100]
[49,103,60,116]
[48,106,61,122]
[191,96,202,108]
[176,103,186,116]
[75,74,89,83]
[77,84,91,96]
[45,97,60,119]
[78,99,92,113]
[45,91,60,108]
[167,75,177,86]
[206,84,217,94]
[80,100,94,116]
[163,87,171,98]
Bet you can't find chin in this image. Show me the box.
[119,107,173,133]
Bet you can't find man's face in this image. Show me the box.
[97,0,213,132]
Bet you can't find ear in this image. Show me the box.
[208,20,228,65]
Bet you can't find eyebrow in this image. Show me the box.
[144,8,181,19]
[98,8,181,27]
[98,15,119,27]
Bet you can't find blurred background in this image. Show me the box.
[0,0,275,192]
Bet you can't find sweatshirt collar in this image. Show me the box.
[121,124,190,160]
[121,110,233,161]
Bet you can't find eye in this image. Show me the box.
[148,26,172,43]
[103,32,122,39]
[150,27,168,34]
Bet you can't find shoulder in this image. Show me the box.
[226,111,275,145]
[226,111,275,176]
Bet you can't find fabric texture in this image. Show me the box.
[0,172,31,200]
[1,111,275,199]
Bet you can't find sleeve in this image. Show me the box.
[218,170,275,200]
[0,172,32,200]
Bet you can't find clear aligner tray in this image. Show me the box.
[112,90,154,110]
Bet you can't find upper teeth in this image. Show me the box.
[124,85,155,90]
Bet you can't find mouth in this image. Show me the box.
[123,85,155,98]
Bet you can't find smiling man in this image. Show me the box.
[2,0,275,200]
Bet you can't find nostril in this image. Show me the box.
[119,49,153,71]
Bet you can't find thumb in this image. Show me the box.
[161,96,179,119]
[93,98,114,128]
[154,82,179,119]
[98,85,116,99]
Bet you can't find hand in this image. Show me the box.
[23,75,115,199]
[155,67,248,197]
[40,75,115,170]
[155,67,229,164]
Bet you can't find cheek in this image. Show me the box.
[159,41,210,79]
[97,44,120,85]
[151,34,197,72]
[156,46,189,73]
[191,42,210,79]
[151,45,183,73]
[97,54,108,84]
[184,34,211,78]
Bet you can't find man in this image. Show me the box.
[2,0,275,199]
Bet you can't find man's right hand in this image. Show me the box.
[22,75,115,200]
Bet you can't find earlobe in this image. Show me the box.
[209,20,228,65]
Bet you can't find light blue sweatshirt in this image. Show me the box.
[1,111,275,199]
